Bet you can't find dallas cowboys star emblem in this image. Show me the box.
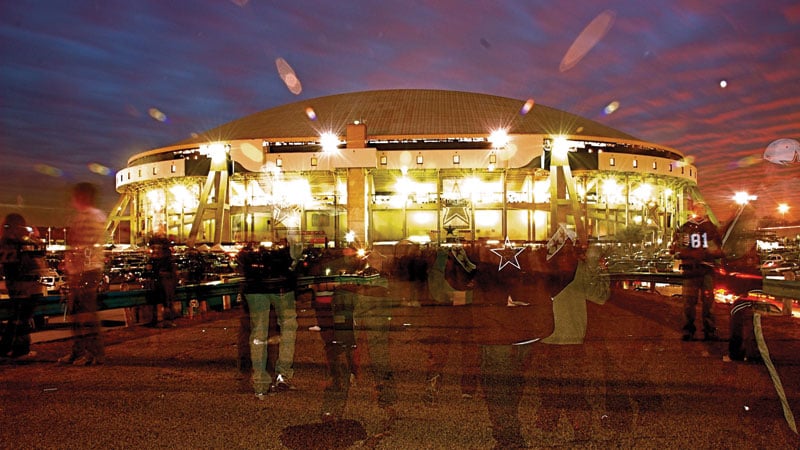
[443,204,470,227]
[490,237,525,271]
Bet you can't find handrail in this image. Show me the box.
[0,273,386,322]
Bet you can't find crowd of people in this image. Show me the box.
[233,234,610,448]
[4,188,769,448]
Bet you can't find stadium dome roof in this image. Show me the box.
[174,89,643,146]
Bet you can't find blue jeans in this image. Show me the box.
[320,286,397,417]
[246,291,297,393]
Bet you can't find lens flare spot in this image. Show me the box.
[148,108,167,122]
[719,80,728,88]
[34,164,63,177]
[276,57,302,95]
[604,101,620,115]
[239,143,262,163]
[559,10,616,72]
[305,107,317,121]
[125,105,141,117]
[87,163,111,176]
[520,98,535,115]
[399,151,413,167]
[734,154,762,168]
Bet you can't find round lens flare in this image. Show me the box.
[276,57,302,95]
[305,107,317,121]
[559,10,616,72]
[520,98,535,115]
[604,101,620,115]
[88,163,111,176]
[148,108,167,122]
[34,164,63,177]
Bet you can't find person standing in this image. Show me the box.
[0,213,46,360]
[671,201,724,341]
[58,182,108,366]
[237,243,298,399]
[146,230,178,327]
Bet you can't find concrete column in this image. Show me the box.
[346,168,367,243]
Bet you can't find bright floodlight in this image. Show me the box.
[489,129,509,148]
[733,191,757,205]
[320,132,339,153]
[778,203,789,215]
[199,142,229,165]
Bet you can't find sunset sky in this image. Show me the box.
[1,0,798,227]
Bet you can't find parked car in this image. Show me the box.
[38,269,66,294]
[761,261,799,278]
[736,290,799,318]
[761,253,784,264]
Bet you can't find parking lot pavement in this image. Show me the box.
[29,308,130,344]
[2,288,799,449]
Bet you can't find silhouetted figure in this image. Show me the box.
[0,213,46,360]
[146,231,178,327]
[469,242,565,449]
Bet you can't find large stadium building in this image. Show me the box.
[107,89,704,248]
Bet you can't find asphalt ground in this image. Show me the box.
[2,287,799,449]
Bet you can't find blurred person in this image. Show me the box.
[671,201,724,341]
[0,213,46,360]
[538,242,611,439]
[58,182,108,366]
[237,242,298,399]
[309,246,397,432]
[468,239,579,449]
[146,229,178,327]
[422,245,479,403]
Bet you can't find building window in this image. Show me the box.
[153,167,157,175]
[652,161,657,170]
[170,164,176,173]
[633,159,638,168]
[669,163,673,172]
[609,157,615,166]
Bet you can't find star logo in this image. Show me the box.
[490,237,525,271]
[443,204,470,227]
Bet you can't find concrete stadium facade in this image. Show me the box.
[108,89,702,248]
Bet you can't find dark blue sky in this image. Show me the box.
[2,0,799,226]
